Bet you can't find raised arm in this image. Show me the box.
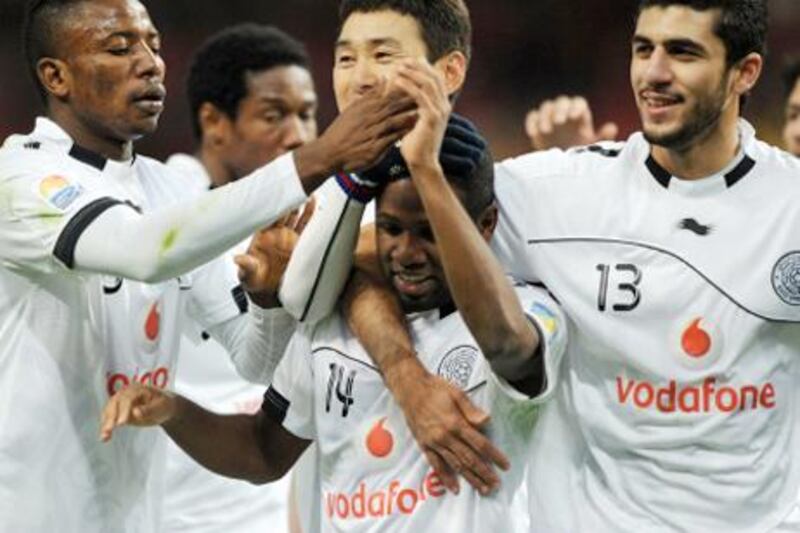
[99,383,309,484]
[525,95,618,150]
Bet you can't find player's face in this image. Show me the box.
[333,10,430,110]
[376,179,451,313]
[631,6,734,150]
[58,0,166,142]
[783,79,800,157]
[219,65,318,182]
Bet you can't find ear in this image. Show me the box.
[732,52,763,97]
[198,102,232,148]
[37,57,70,101]
[477,202,498,242]
[434,50,467,97]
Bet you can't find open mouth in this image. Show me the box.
[392,272,435,296]
[641,90,683,112]
[132,86,166,114]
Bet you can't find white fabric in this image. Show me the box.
[492,120,800,532]
[267,283,566,532]
[0,119,297,533]
[162,153,294,533]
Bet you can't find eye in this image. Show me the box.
[632,43,652,56]
[377,220,403,237]
[336,53,355,67]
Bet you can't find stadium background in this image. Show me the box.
[0,0,797,159]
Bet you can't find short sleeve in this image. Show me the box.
[0,152,125,276]
[261,324,316,440]
[488,281,568,405]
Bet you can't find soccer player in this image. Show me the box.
[162,24,317,533]
[99,64,567,531]
[783,57,800,156]
[286,0,800,530]
[0,0,413,530]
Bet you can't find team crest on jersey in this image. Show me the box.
[670,316,723,370]
[771,251,800,306]
[36,175,84,210]
[437,345,479,389]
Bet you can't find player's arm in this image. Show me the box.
[99,383,309,484]
[525,95,618,150]
[69,90,415,283]
[395,62,542,393]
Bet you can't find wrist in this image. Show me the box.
[383,354,430,404]
[247,291,281,310]
[160,391,182,429]
[294,139,337,189]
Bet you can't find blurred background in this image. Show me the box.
[0,0,797,159]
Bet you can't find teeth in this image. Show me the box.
[396,273,427,283]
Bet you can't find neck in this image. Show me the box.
[650,107,741,180]
[48,107,133,161]
[198,142,235,188]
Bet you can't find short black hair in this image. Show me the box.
[637,0,767,67]
[338,0,472,64]
[782,57,800,100]
[454,148,494,219]
[187,24,310,140]
[22,0,86,105]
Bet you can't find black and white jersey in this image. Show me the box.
[493,120,800,532]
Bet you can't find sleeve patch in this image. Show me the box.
[529,302,559,335]
[36,175,84,211]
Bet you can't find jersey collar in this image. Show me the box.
[33,117,137,173]
[643,119,757,193]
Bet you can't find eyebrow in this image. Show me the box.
[335,37,402,49]
[632,35,706,54]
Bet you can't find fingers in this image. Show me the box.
[598,121,619,141]
[458,421,510,472]
[423,449,460,494]
[447,437,498,495]
[454,390,490,428]
[99,394,121,442]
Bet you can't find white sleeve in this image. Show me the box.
[488,281,568,405]
[261,325,316,440]
[71,153,307,282]
[205,305,297,385]
[279,180,365,322]
[184,250,244,332]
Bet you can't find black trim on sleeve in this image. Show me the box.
[53,197,133,268]
[69,144,107,171]
[262,387,290,424]
[232,284,249,314]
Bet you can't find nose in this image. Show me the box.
[352,58,381,96]
[392,232,426,267]
[281,115,315,152]
[134,41,165,80]
[643,47,673,87]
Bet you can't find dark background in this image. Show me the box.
[0,0,797,159]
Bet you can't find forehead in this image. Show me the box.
[244,65,315,101]
[378,179,425,219]
[63,0,157,43]
[337,10,426,52]
[635,5,722,47]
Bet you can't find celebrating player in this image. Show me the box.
[162,24,318,533]
[100,64,567,531]
[0,0,414,530]
[783,57,800,156]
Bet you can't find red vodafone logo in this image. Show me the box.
[681,318,711,358]
[144,301,161,342]
[366,417,394,458]
[672,316,722,369]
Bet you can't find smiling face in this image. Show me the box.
[218,65,317,180]
[44,0,166,143]
[630,6,735,150]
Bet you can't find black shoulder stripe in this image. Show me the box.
[262,386,290,424]
[68,144,107,171]
[53,197,134,269]
[231,284,249,314]
[724,155,756,188]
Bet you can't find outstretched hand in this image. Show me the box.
[99,383,176,442]
[526,95,618,150]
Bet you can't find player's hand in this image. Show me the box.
[525,95,618,150]
[99,383,176,442]
[298,84,418,177]
[393,59,451,170]
[385,358,510,495]
[235,198,316,308]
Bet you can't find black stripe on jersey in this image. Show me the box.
[312,346,381,373]
[299,197,353,322]
[232,284,249,314]
[724,155,756,187]
[585,145,621,157]
[528,237,800,324]
[262,387,290,424]
[69,144,107,171]
[526,280,561,304]
[646,154,757,189]
[54,197,134,268]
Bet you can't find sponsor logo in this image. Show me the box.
[670,316,722,370]
[144,301,160,343]
[102,276,124,295]
[325,470,446,521]
[678,218,712,236]
[772,251,800,305]
[438,345,478,389]
[616,376,775,413]
[106,366,170,396]
[366,417,394,458]
[37,175,83,210]
[529,302,559,335]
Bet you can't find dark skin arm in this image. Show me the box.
[99,384,309,484]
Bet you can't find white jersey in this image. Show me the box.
[0,119,243,532]
[161,153,291,533]
[492,120,800,532]
[264,283,567,533]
